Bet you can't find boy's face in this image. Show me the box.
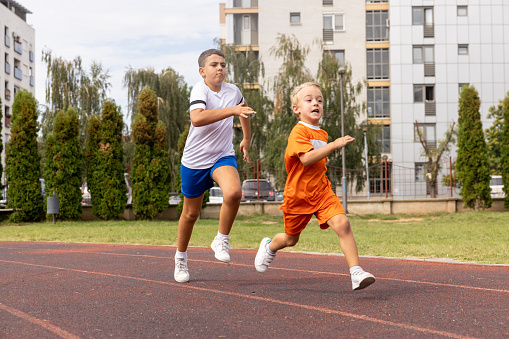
[292,86,323,126]
[199,54,226,91]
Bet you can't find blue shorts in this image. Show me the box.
[180,155,238,199]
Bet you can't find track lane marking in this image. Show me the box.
[0,302,81,339]
[1,259,478,339]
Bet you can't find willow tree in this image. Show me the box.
[41,49,111,146]
[220,43,273,180]
[5,90,43,222]
[131,87,171,219]
[44,108,83,220]
[485,98,505,175]
[317,50,381,193]
[456,85,492,210]
[123,67,190,188]
[263,34,313,189]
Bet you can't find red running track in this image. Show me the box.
[0,241,507,338]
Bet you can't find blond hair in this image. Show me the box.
[290,82,321,118]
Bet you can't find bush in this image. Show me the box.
[5,90,43,222]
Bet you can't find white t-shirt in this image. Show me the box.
[181,80,244,169]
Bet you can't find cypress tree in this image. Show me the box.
[5,90,43,222]
[501,93,509,208]
[44,108,83,220]
[131,87,171,219]
[456,85,492,210]
[0,96,3,197]
[93,101,126,219]
[85,115,101,206]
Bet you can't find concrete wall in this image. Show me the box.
[78,197,507,221]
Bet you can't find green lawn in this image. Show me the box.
[0,212,507,264]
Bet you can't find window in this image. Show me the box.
[323,13,344,31]
[367,87,390,118]
[290,12,301,24]
[367,49,389,79]
[412,7,433,25]
[457,6,468,16]
[413,46,434,64]
[323,0,333,5]
[366,10,389,42]
[458,83,469,94]
[243,15,251,30]
[413,85,434,103]
[376,125,391,153]
[330,50,345,65]
[458,45,468,55]
[415,163,426,181]
[415,123,436,148]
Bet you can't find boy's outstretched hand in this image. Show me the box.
[235,103,256,119]
[332,135,355,150]
[240,139,250,163]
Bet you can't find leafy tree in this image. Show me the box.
[220,44,273,179]
[456,85,492,210]
[44,108,83,220]
[91,101,127,219]
[0,96,3,196]
[501,93,509,208]
[41,49,110,146]
[264,34,313,189]
[123,67,190,189]
[415,121,456,198]
[485,99,504,175]
[5,90,43,222]
[317,51,380,193]
[131,87,171,219]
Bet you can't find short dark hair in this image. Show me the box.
[198,49,225,67]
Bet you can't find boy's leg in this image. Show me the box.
[211,165,242,235]
[174,195,204,283]
[327,214,375,290]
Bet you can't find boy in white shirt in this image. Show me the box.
[174,49,256,283]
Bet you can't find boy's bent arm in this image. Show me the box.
[299,136,355,166]
[190,104,256,127]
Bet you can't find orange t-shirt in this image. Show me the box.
[279,122,333,214]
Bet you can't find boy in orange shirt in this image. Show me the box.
[254,82,375,290]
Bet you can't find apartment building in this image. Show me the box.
[220,0,509,199]
[0,0,35,168]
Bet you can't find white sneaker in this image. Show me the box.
[174,257,189,283]
[351,270,375,290]
[255,237,276,273]
[211,237,232,263]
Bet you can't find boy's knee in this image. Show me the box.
[222,189,242,204]
[182,208,201,222]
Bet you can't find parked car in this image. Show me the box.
[275,190,284,202]
[209,187,223,204]
[241,179,275,202]
[490,175,504,198]
[169,192,181,205]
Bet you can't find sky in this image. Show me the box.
[20,0,221,120]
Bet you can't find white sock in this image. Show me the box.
[350,266,363,275]
[175,250,187,260]
[265,242,276,255]
[216,231,229,240]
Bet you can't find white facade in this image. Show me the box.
[0,0,35,168]
[390,1,509,197]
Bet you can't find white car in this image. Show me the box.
[209,187,223,204]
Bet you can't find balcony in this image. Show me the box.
[4,35,10,47]
[14,67,22,80]
[5,62,11,74]
[5,89,11,101]
[14,41,22,54]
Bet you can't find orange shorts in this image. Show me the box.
[283,192,346,236]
